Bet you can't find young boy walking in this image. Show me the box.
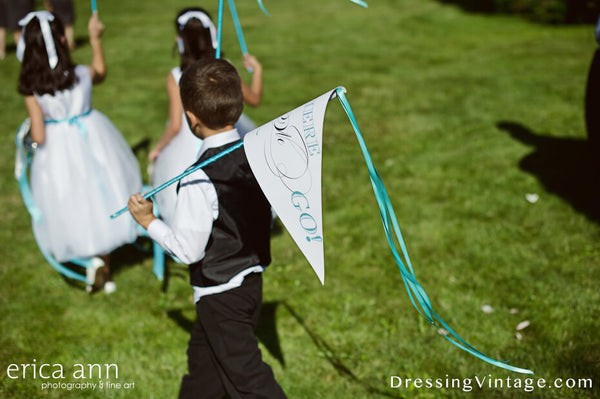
[128,58,286,399]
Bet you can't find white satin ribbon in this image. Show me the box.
[177,10,218,51]
[16,11,59,70]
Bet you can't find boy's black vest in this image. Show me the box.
[183,140,272,287]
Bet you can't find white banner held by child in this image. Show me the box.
[244,88,339,285]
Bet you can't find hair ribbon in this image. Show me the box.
[16,11,59,70]
[177,11,218,51]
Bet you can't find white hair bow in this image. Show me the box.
[177,10,218,52]
[16,11,59,70]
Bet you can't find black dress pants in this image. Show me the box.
[178,274,286,399]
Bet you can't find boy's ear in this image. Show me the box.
[185,110,205,136]
[185,110,200,129]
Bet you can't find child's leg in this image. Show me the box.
[100,254,116,294]
[100,254,111,282]
[86,257,105,293]
[188,274,286,399]
[178,318,227,399]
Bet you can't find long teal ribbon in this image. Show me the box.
[216,0,224,59]
[228,0,248,56]
[215,0,252,72]
[91,0,97,13]
[110,141,244,219]
[256,0,270,16]
[334,87,533,374]
[228,0,253,73]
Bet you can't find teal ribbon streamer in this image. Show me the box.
[228,0,248,55]
[334,87,533,374]
[110,141,244,219]
[91,0,97,13]
[256,0,270,16]
[214,0,252,72]
[348,0,368,7]
[216,0,224,59]
[228,0,253,73]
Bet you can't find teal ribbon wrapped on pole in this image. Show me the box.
[110,141,244,219]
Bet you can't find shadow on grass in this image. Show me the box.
[280,302,402,398]
[167,301,403,397]
[110,237,157,275]
[554,340,600,395]
[58,238,157,291]
[585,49,600,153]
[433,0,600,23]
[434,0,495,13]
[131,138,151,156]
[497,121,600,225]
[532,320,600,396]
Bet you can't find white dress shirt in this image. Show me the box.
[147,129,264,302]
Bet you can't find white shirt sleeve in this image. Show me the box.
[147,169,218,264]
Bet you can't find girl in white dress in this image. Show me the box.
[17,11,142,292]
[149,7,263,225]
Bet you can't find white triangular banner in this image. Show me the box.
[244,88,339,284]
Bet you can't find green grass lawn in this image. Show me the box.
[1,0,599,397]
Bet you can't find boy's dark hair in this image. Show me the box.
[176,7,216,70]
[18,14,77,96]
[180,58,243,130]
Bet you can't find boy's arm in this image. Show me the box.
[128,174,217,264]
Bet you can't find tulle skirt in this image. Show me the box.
[30,110,142,262]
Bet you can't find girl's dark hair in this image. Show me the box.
[176,7,216,70]
[18,13,76,96]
